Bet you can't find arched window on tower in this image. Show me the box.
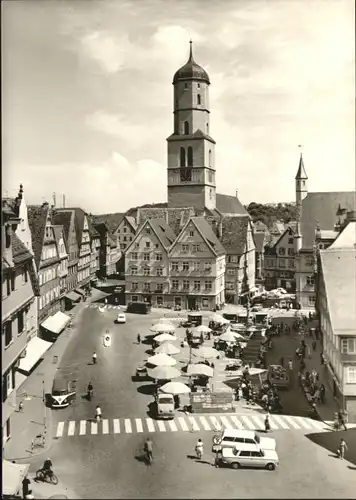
[206,123,209,134]
[187,147,193,167]
[209,149,212,167]
[197,94,201,105]
[180,147,186,167]
[184,121,190,135]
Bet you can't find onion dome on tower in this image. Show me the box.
[173,40,210,84]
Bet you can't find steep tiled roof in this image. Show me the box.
[56,208,88,247]
[301,192,356,249]
[87,217,100,238]
[220,216,249,254]
[108,234,117,248]
[320,248,356,335]
[28,205,48,268]
[125,216,137,231]
[253,221,269,233]
[216,193,248,216]
[52,225,68,254]
[93,213,125,232]
[137,207,196,236]
[192,217,226,256]
[328,221,356,249]
[12,233,33,265]
[52,211,72,244]
[253,232,266,253]
[149,218,176,248]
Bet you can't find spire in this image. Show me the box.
[295,147,308,180]
[188,39,194,62]
[18,183,24,199]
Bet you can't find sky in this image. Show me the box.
[2,0,355,214]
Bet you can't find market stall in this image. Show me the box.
[267,364,290,389]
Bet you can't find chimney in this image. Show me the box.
[235,189,239,199]
[53,192,56,208]
[217,218,223,239]
[63,194,66,208]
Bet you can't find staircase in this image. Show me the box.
[242,331,264,366]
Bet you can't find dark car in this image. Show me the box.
[126,301,152,314]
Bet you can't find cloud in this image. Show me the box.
[80,32,130,73]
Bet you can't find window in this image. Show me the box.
[156,268,163,276]
[131,282,138,292]
[183,280,189,290]
[192,244,200,252]
[172,279,179,290]
[278,247,286,255]
[143,253,150,261]
[347,367,356,383]
[204,262,211,271]
[6,276,11,296]
[279,259,286,268]
[197,83,200,89]
[123,227,127,233]
[145,241,151,248]
[288,260,294,269]
[239,451,251,457]
[172,262,179,272]
[193,280,200,290]
[182,262,189,271]
[145,227,151,234]
[206,123,209,134]
[156,283,163,293]
[131,295,138,302]
[208,149,212,167]
[131,252,138,260]
[22,266,28,284]
[157,295,163,305]
[143,282,150,292]
[187,147,193,167]
[184,82,188,89]
[189,230,194,237]
[143,267,150,276]
[306,276,314,286]
[205,280,212,291]
[182,244,189,253]
[17,311,24,335]
[306,257,314,267]
[226,281,234,290]
[197,94,201,105]
[208,171,213,183]
[3,322,12,347]
[288,238,294,244]
[288,248,294,256]
[131,266,138,275]
[184,121,189,135]
[10,271,15,291]
[123,236,127,242]
[180,147,186,167]
[193,261,200,271]
[308,295,316,305]
[341,339,356,354]
[156,253,162,261]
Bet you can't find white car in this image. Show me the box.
[116,313,126,324]
[218,446,279,470]
[212,429,276,452]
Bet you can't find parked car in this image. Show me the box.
[156,393,175,419]
[212,429,276,452]
[116,313,126,324]
[216,446,279,470]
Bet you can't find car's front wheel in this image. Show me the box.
[231,462,240,470]
[266,463,276,471]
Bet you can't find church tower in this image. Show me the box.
[295,152,308,252]
[167,41,216,211]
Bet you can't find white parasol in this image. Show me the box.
[159,381,191,395]
[146,352,177,367]
[150,323,175,333]
[154,333,177,343]
[187,363,214,377]
[155,342,181,355]
[193,346,219,359]
[147,365,181,380]
[219,331,240,342]
[192,325,212,334]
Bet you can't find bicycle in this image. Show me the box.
[35,469,59,485]
[145,449,153,465]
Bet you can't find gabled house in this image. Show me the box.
[264,226,296,292]
[28,203,62,326]
[87,218,101,280]
[2,199,41,446]
[220,216,255,304]
[53,225,69,312]
[125,218,175,306]
[52,210,79,299]
[168,217,226,310]
[114,215,137,253]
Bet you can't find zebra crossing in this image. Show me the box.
[55,413,333,439]
[85,303,121,310]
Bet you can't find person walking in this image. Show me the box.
[320,384,326,403]
[95,405,102,422]
[92,351,97,364]
[288,359,293,371]
[338,439,348,460]
[22,476,31,499]
[19,401,24,412]
[280,356,284,368]
[137,333,141,344]
[338,411,348,431]
[264,413,271,433]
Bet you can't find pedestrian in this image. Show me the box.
[320,384,325,403]
[338,411,348,431]
[95,404,102,422]
[92,351,97,364]
[288,360,293,371]
[280,356,284,368]
[238,386,243,401]
[320,352,324,365]
[338,439,348,460]
[22,476,31,499]
[264,414,271,433]
[312,340,317,351]
[137,333,141,344]
[18,400,24,412]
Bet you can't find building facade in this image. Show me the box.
[28,204,62,326]
[2,201,39,446]
[53,225,69,312]
[264,226,296,291]
[316,221,356,421]
[114,215,137,253]
[52,210,79,294]
[88,219,101,280]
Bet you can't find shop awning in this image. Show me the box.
[17,337,52,374]
[65,291,81,302]
[2,460,30,496]
[41,311,71,334]
[74,288,86,297]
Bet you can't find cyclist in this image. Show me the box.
[195,438,204,459]
[144,437,153,463]
[42,458,53,478]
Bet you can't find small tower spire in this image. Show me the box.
[18,183,24,199]
[295,145,307,180]
[189,39,194,62]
